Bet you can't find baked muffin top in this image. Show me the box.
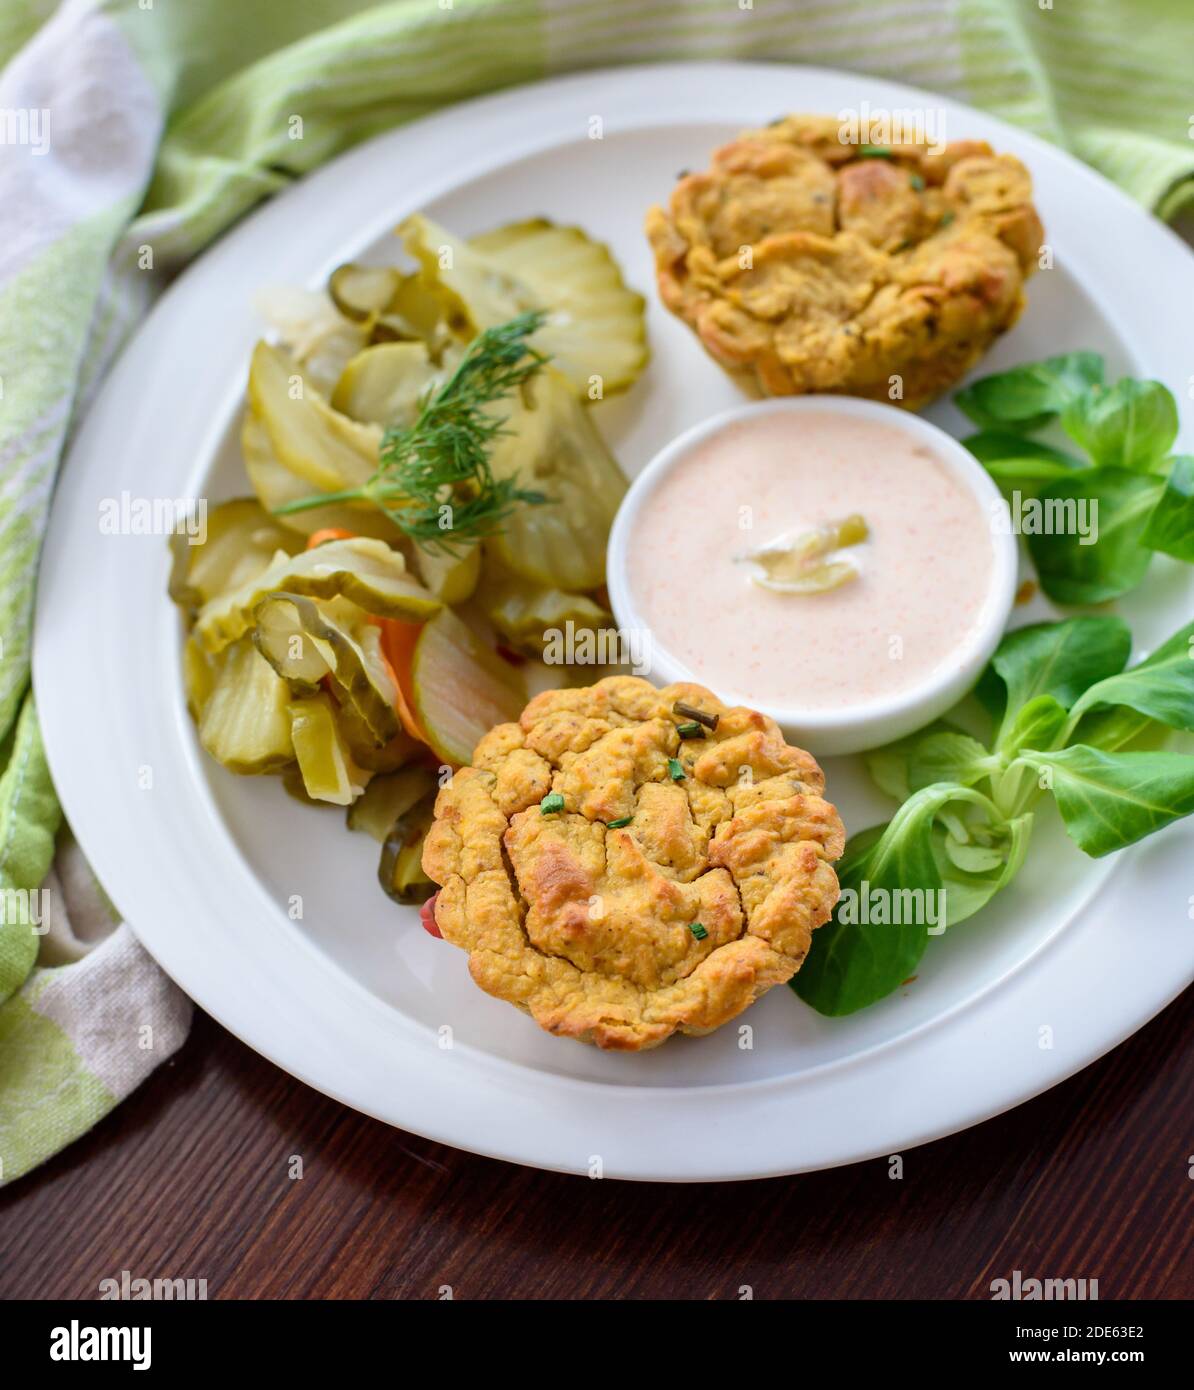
[646,114,1044,409]
[422,676,844,1051]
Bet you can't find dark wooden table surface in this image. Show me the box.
[2,987,1190,1300]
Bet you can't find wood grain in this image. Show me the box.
[1,990,1191,1300]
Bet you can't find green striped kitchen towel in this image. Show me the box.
[2,0,1192,1186]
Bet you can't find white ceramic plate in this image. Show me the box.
[35,63,1194,1180]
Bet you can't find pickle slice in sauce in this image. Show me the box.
[745,514,869,594]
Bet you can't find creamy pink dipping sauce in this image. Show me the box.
[627,410,996,711]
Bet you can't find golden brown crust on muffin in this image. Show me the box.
[645,115,1044,409]
[422,677,844,1051]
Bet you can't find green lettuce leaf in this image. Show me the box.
[1016,745,1194,856]
[954,352,1104,432]
[1027,468,1161,604]
[1060,378,1178,471]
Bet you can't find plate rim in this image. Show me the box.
[33,60,1194,1180]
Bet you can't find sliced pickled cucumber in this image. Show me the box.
[411,539,481,604]
[751,560,858,595]
[377,273,467,353]
[411,608,525,766]
[194,537,439,654]
[251,591,328,690]
[328,263,402,323]
[249,340,382,491]
[327,263,465,357]
[401,215,531,320]
[330,342,444,427]
[328,707,406,770]
[198,638,293,774]
[288,692,370,805]
[743,515,869,595]
[245,337,405,541]
[347,764,437,842]
[182,636,217,721]
[344,723,421,773]
[399,214,648,395]
[481,557,610,655]
[252,285,369,394]
[253,595,418,768]
[169,497,304,610]
[247,339,409,539]
[378,789,438,904]
[484,368,626,590]
[281,763,340,807]
[242,410,402,541]
[252,592,404,747]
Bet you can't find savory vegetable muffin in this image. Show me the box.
[645,115,1044,408]
[422,677,844,1050]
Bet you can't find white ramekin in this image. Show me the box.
[606,396,1018,757]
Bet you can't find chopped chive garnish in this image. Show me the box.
[858,145,894,159]
[673,701,719,731]
[940,210,955,227]
[909,172,925,191]
[675,721,705,739]
[540,792,565,815]
[668,758,685,782]
[689,922,708,940]
[606,815,632,829]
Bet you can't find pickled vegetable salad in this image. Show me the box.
[172,214,647,902]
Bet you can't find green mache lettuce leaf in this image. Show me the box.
[865,724,989,803]
[1060,378,1178,471]
[798,613,1194,1022]
[931,812,1033,926]
[1067,706,1168,753]
[1027,468,1161,605]
[962,431,1088,496]
[1067,619,1194,733]
[954,352,1104,432]
[1015,745,1194,857]
[996,693,1068,757]
[942,833,1004,873]
[865,743,915,804]
[982,615,1131,734]
[794,785,986,1016]
[1140,455,1194,562]
[903,731,994,792]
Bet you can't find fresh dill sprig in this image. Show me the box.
[273,310,550,552]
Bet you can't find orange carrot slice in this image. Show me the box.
[375,616,430,745]
[306,527,357,549]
